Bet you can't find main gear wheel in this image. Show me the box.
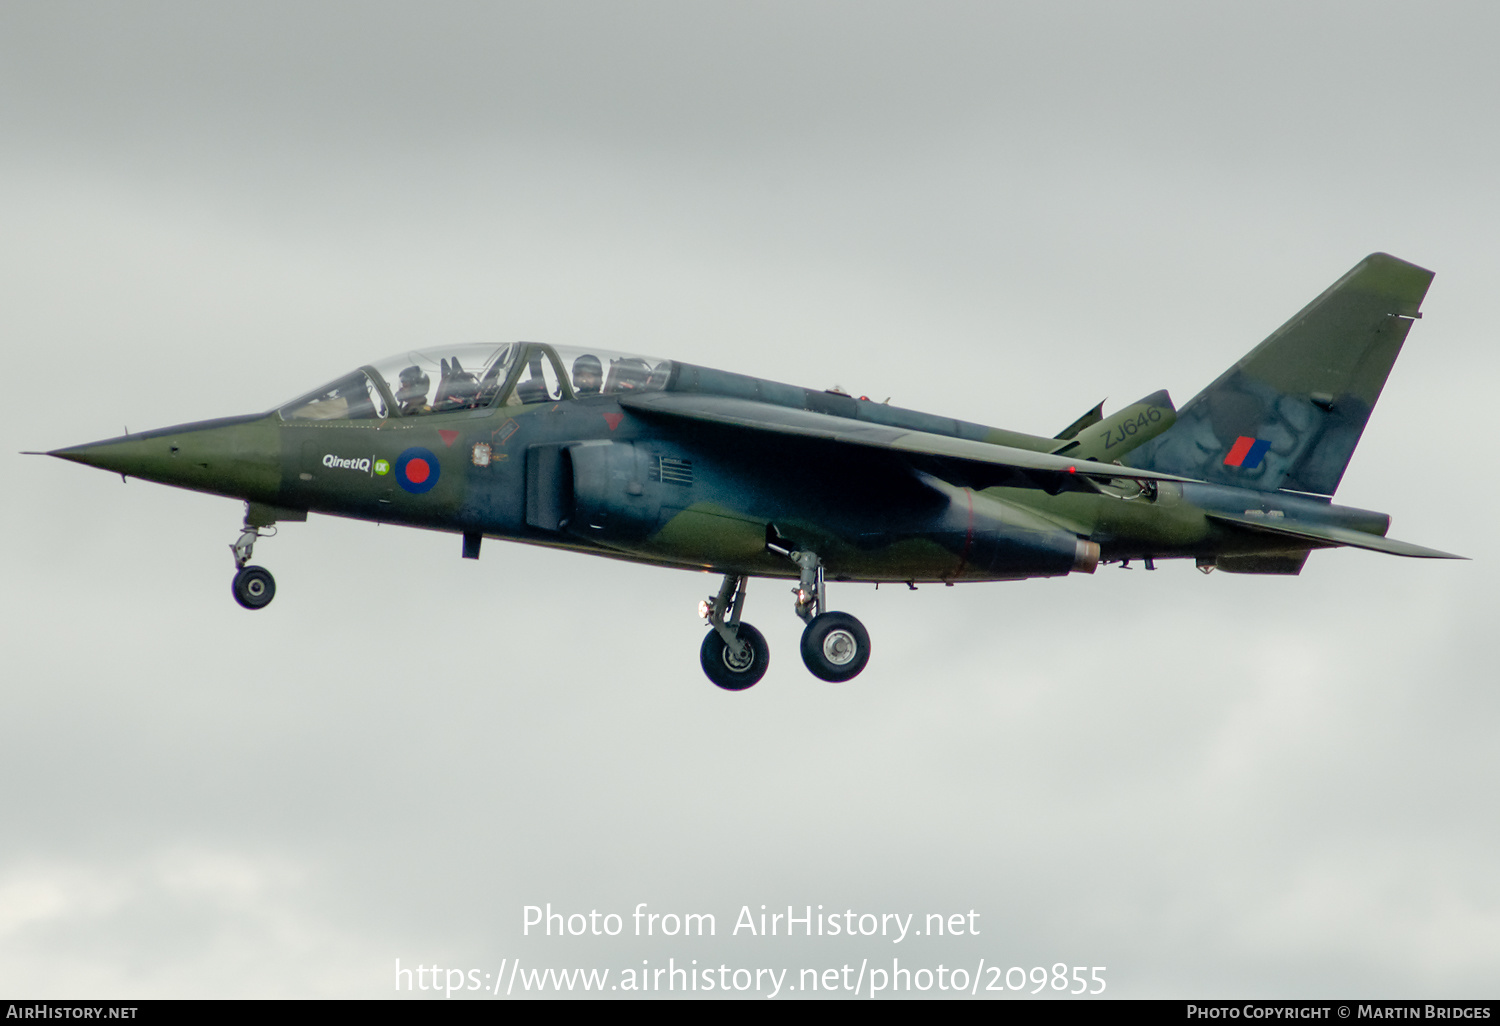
[799,611,870,682]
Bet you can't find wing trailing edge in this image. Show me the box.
[1204,509,1463,559]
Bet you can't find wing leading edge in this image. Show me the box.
[618,392,1193,486]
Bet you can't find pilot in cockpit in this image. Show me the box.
[572,354,603,397]
[396,366,431,416]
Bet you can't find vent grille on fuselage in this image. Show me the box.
[650,455,694,487]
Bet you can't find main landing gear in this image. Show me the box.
[781,547,872,683]
[229,507,277,610]
[698,574,768,691]
[697,543,871,691]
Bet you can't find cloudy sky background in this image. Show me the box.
[2,1,1496,998]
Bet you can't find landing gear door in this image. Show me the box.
[525,443,572,531]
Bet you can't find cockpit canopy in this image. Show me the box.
[278,343,675,422]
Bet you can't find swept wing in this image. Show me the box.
[618,392,1192,486]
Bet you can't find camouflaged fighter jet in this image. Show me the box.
[44,253,1460,690]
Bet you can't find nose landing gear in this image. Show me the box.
[228,504,285,610]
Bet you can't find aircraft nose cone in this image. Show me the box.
[46,414,283,501]
[49,437,140,474]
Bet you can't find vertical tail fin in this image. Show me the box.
[1126,253,1433,496]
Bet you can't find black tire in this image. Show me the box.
[700,622,769,691]
[800,611,870,682]
[231,565,276,610]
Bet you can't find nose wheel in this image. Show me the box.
[232,565,276,610]
[228,504,280,610]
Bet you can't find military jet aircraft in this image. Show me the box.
[44,253,1459,690]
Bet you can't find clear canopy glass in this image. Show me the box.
[369,343,519,416]
[534,345,674,402]
[278,368,390,421]
[277,343,674,422]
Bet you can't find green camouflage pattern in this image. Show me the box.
[49,254,1459,594]
[1126,253,1433,496]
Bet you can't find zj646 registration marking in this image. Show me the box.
[1102,408,1164,449]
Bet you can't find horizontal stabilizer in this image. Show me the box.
[1205,509,1464,559]
[619,392,1195,486]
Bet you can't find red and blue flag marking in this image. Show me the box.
[1223,436,1272,470]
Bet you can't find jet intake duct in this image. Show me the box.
[565,441,661,545]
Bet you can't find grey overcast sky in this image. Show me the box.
[2,1,1496,999]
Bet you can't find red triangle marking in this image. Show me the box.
[438,430,459,447]
[603,413,623,431]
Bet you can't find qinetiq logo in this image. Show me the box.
[323,454,372,473]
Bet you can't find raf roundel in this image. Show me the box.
[395,447,440,494]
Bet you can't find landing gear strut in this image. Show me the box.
[769,536,873,683]
[229,506,277,610]
[698,574,768,690]
[696,541,874,690]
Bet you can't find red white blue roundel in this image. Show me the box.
[395,447,440,494]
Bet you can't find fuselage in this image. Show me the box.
[50,342,1388,584]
